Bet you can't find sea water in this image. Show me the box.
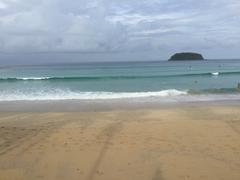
[0,59,240,101]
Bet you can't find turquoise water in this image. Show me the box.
[0,60,240,101]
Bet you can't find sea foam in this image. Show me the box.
[20,77,51,80]
[0,89,187,101]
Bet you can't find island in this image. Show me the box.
[169,52,204,61]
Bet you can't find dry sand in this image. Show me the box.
[0,105,240,180]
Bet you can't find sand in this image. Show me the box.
[0,104,240,180]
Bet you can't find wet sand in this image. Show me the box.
[0,104,240,180]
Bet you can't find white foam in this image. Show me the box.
[0,89,187,101]
[211,72,219,76]
[18,77,50,80]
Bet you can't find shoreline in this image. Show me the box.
[0,98,240,112]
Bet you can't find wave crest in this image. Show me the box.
[1,71,240,82]
[0,89,187,101]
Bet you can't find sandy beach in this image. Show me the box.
[0,103,240,180]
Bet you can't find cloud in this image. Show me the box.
[0,0,240,60]
[0,0,127,52]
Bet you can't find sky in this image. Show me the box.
[0,0,240,65]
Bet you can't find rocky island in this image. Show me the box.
[169,52,204,61]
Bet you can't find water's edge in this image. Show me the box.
[1,97,240,112]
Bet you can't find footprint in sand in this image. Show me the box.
[96,170,104,175]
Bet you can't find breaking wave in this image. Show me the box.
[1,71,240,82]
[0,89,188,101]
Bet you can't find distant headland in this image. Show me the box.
[169,52,204,61]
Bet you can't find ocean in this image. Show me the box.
[0,59,240,102]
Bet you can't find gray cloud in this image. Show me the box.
[0,0,240,64]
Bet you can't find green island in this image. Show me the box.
[169,52,204,61]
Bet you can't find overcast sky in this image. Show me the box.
[0,0,240,64]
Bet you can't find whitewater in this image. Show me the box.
[0,60,240,101]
